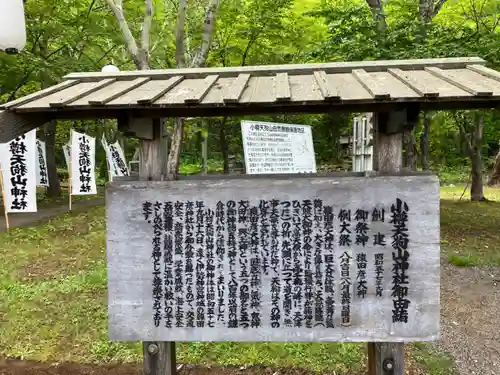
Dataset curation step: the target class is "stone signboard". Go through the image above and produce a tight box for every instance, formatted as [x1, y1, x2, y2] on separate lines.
[106, 174, 440, 342]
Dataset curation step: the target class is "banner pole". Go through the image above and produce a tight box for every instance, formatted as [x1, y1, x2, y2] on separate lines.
[0, 168, 10, 232]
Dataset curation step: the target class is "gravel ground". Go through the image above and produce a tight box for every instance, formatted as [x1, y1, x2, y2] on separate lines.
[439, 263, 500, 375]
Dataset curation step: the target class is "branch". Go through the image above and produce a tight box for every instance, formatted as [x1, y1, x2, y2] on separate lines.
[175, 0, 187, 68]
[105, 0, 147, 69]
[191, 0, 220, 68]
[432, 0, 448, 18]
[141, 0, 153, 57]
[240, 32, 259, 67]
[365, 0, 387, 31]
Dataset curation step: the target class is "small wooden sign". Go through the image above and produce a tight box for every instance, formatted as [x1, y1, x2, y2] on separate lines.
[106, 174, 440, 342]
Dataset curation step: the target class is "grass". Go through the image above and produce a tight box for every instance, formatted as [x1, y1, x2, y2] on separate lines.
[410, 343, 456, 375]
[1, 181, 498, 374]
[440, 184, 500, 266]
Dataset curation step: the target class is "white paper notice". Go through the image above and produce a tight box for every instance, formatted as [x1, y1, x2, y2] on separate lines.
[36, 139, 49, 187]
[241, 120, 316, 174]
[0, 129, 38, 212]
[70, 130, 97, 195]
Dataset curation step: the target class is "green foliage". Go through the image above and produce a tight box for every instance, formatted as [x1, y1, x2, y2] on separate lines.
[2, 0, 500, 174]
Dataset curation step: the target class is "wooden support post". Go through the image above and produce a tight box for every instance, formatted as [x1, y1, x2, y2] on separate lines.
[368, 111, 404, 375]
[140, 119, 177, 375]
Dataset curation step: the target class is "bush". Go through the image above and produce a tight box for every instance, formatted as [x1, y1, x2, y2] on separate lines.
[57, 168, 69, 182]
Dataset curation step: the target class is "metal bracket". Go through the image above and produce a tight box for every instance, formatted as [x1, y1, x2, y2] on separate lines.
[382, 358, 394, 373]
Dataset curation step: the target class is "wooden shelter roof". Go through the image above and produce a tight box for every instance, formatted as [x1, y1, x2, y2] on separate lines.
[1, 56, 500, 142]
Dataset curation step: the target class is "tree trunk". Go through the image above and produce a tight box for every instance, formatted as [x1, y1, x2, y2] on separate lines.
[165, 118, 184, 180]
[403, 129, 418, 171]
[487, 149, 500, 186]
[468, 116, 485, 201]
[39, 40, 61, 198]
[43, 120, 61, 197]
[219, 119, 229, 174]
[420, 113, 430, 170]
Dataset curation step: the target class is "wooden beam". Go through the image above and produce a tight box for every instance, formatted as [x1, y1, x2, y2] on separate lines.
[425, 67, 493, 97]
[368, 111, 405, 375]
[88, 77, 151, 105]
[387, 68, 439, 97]
[0, 80, 80, 110]
[466, 64, 500, 82]
[223, 74, 251, 103]
[184, 75, 219, 104]
[313, 71, 341, 100]
[8, 96, 500, 123]
[275, 73, 291, 101]
[136, 76, 184, 104]
[143, 342, 176, 375]
[49, 79, 117, 107]
[140, 120, 176, 374]
[0, 111, 51, 143]
[119, 116, 155, 140]
[352, 69, 390, 100]
[63, 57, 487, 81]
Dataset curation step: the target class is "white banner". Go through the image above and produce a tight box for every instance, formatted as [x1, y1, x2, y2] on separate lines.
[36, 139, 49, 186]
[109, 141, 129, 177]
[70, 130, 97, 195]
[62, 143, 71, 169]
[101, 135, 118, 181]
[241, 120, 316, 174]
[0, 130, 38, 212]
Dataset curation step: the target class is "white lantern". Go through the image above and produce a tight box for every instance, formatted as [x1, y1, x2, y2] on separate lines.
[101, 64, 120, 73]
[0, 0, 27, 54]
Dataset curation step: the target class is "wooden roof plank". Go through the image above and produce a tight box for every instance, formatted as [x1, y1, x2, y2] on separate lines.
[289, 75, 324, 102]
[202, 77, 237, 104]
[1, 80, 80, 110]
[369, 72, 421, 99]
[239, 76, 277, 104]
[136, 76, 184, 104]
[49, 79, 116, 107]
[313, 71, 341, 100]
[87, 77, 151, 105]
[444, 69, 500, 96]
[275, 73, 291, 102]
[351, 69, 390, 99]
[388, 68, 439, 97]
[102, 77, 183, 106]
[223, 74, 251, 103]
[63, 57, 486, 81]
[184, 75, 219, 104]
[466, 64, 500, 83]
[424, 67, 493, 97]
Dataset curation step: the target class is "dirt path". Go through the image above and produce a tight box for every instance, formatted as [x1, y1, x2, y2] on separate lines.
[438, 263, 500, 375]
[0, 198, 104, 232]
